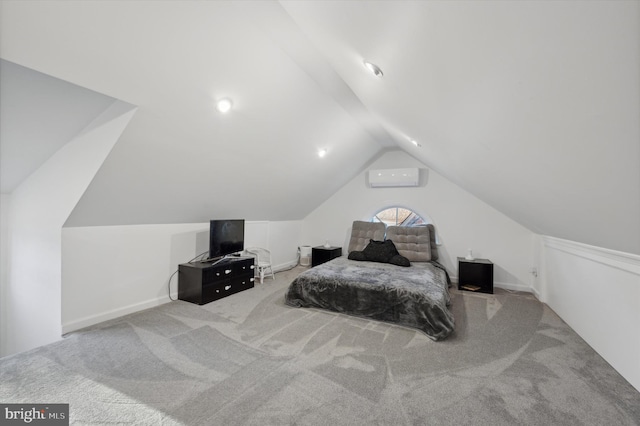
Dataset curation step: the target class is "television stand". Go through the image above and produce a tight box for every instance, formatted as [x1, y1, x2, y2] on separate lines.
[178, 257, 255, 305]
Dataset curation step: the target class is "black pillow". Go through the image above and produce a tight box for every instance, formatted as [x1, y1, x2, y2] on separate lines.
[348, 239, 411, 266]
[361, 239, 399, 263]
[348, 251, 367, 261]
[389, 254, 411, 267]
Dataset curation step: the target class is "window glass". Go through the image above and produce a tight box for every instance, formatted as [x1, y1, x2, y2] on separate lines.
[371, 207, 426, 227]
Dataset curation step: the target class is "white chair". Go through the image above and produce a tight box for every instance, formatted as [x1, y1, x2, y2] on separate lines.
[246, 247, 275, 284]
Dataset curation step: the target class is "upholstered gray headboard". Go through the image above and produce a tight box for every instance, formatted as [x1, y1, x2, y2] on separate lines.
[425, 224, 438, 261]
[386, 225, 438, 262]
[348, 221, 385, 253]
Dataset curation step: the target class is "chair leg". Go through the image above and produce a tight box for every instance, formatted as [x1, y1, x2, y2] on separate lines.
[260, 267, 264, 284]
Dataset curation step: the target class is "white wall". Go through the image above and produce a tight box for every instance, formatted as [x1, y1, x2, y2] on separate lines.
[61, 220, 302, 334]
[302, 150, 535, 290]
[0, 193, 11, 355]
[244, 220, 303, 266]
[0, 101, 136, 357]
[265, 220, 304, 267]
[539, 236, 640, 392]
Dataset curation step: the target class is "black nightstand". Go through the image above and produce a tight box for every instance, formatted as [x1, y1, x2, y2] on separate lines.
[458, 257, 493, 294]
[312, 246, 342, 267]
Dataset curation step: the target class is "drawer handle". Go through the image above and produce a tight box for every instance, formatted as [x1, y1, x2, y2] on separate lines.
[225, 269, 231, 274]
[250, 265, 255, 269]
[225, 285, 231, 290]
[216, 273, 220, 276]
[250, 278, 255, 282]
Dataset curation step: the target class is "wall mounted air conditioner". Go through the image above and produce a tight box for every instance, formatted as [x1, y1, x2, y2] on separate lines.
[368, 168, 419, 188]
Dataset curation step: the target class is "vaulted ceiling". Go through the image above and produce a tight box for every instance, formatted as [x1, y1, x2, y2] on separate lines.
[1, 1, 638, 255]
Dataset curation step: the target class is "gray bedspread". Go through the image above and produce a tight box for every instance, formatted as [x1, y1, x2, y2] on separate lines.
[285, 257, 454, 341]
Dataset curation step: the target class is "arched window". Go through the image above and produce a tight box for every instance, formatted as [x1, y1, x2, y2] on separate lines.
[371, 207, 426, 227]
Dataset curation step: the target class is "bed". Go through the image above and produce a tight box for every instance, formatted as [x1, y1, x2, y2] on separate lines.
[285, 222, 455, 341]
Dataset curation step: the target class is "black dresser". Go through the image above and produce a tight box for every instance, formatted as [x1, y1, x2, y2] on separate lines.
[178, 257, 255, 305]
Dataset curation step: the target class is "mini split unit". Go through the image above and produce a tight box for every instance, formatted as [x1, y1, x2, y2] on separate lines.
[368, 168, 420, 187]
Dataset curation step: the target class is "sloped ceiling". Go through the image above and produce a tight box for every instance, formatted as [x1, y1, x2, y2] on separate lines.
[0, 1, 638, 254]
[0, 60, 117, 193]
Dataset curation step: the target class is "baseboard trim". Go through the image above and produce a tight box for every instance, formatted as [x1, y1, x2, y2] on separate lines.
[62, 296, 169, 334]
[63, 260, 300, 334]
[530, 286, 542, 300]
[495, 281, 532, 293]
[274, 260, 300, 273]
[542, 236, 640, 276]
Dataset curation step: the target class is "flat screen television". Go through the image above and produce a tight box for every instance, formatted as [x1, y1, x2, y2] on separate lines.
[208, 219, 245, 260]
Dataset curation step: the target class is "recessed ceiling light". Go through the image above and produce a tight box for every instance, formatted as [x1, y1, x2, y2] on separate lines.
[363, 61, 383, 77]
[216, 98, 232, 113]
[318, 149, 327, 158]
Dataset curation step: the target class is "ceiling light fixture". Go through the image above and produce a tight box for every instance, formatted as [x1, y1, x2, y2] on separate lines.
[216, 98, 232, 113]
[318, 149, 327, 158]
[363, 61, 383, 77]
